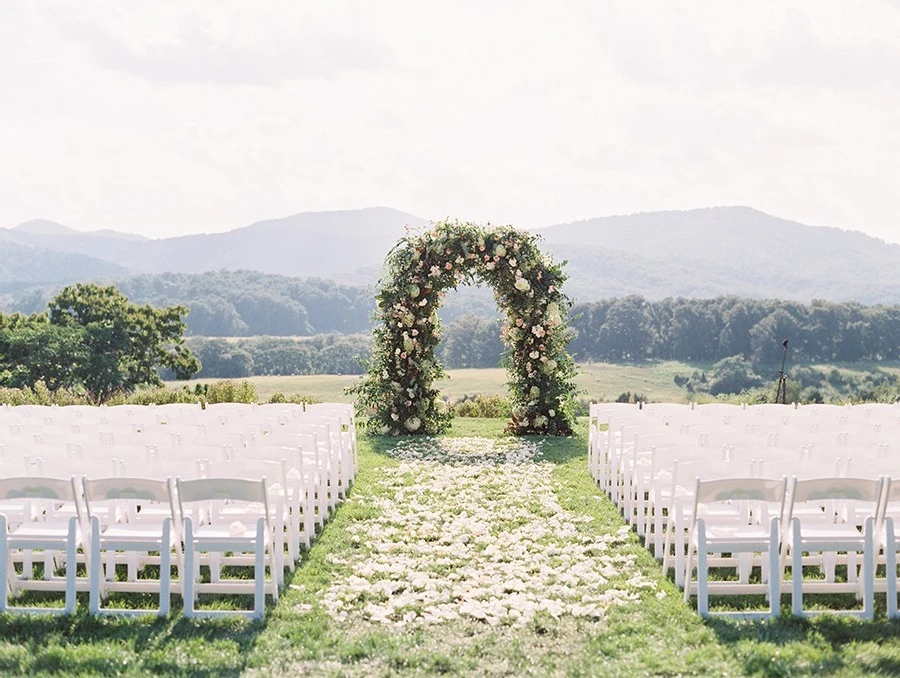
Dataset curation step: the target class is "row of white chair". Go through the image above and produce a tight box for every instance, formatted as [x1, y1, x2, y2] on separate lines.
[0, 473, 279, 619]
[588, 402, 900, 618]
[589, 403, 900, 555]
[0, 402, 358, 618]
[680, 473, 900, 619]
[1, 402, 357, 512]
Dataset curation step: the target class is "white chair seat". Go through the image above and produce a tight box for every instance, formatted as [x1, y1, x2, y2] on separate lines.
[700, 524, 772, 542]
[8, 521, 79, 543]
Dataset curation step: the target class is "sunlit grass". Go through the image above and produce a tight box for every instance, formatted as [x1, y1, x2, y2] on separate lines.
[170, 361, 700, 404]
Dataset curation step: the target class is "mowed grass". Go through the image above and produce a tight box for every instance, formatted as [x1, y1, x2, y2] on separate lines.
[176, 361, 696, 404]
[5, 420, 900, 675]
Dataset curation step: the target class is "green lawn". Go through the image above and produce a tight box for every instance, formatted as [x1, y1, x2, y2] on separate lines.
[4, 419, 900, 676]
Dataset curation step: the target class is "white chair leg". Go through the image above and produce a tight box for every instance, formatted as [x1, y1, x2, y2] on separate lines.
[105, 551, 116, 582]
[653, 500, 666, 557]
[768, 518, 781, 617]
[22, 550, 32, 580]
[683, 539, 695, 605]
[43, 550, 54, 581]
[127, 551, 139, 582]
[209, 553, 222, 583]
[738, 552, 752, 584]
[0, 516, 7, 613]
[160, 519, 171, 617]
[823, 551, 837, 583]
[696, 525, 708, 617]
[89, 516, 102, 614]
[636, 483, 647, 538]
[65, 517, 77, 615]
[254, 519, 265, 620]
[863, 517, 874, 620]
[888, 520, 898, 619]
[183, 517, 195, 618]
[674, 517, 687, 588]
[847, 551, 858, 585]
[792, 518, 803, 617]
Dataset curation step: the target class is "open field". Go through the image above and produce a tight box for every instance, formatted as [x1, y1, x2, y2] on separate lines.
[171, 361, 700, 404]
[172, 359, 900, 405]
[4, 418, 900, 676]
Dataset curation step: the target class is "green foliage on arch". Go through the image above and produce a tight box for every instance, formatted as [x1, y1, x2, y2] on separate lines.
[350, 220, 578, 436]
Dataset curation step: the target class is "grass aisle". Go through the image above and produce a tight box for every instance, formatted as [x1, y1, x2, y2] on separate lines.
[248, 419, 736, 676]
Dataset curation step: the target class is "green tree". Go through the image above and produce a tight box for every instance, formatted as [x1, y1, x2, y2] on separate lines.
[668, 299, 722, 361]
[438, 315, 504, 368]
[190, 339, 254, 378]
[597, 296, 652, 361]
[708, 356, 764, 395]
[0, 319, 88, 391]
[46, 283, 199, 401]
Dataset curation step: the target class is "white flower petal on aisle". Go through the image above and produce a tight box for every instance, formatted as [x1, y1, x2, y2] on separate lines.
[320, 437, 657, 627]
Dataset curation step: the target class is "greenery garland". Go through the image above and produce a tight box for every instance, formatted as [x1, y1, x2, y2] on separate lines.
[350, 220, 578, 436]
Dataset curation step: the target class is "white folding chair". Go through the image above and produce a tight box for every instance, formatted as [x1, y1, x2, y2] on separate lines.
[174, 477, 280, 619]
[205, 458, 296, 572]
[787, 476, 883, 619]
[663, 455, 757, 586]
[683, 476, 788, 618]
[82, 476, 177, 616]
[0, 476, 87, 614]
[875, 477, 900, 617]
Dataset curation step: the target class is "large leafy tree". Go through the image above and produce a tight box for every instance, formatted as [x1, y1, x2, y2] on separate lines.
[0, 283, 199, 402]
[0, 314, 87, 391]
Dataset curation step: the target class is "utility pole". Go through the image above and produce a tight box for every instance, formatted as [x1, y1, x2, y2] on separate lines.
[775, 339, 789, 404]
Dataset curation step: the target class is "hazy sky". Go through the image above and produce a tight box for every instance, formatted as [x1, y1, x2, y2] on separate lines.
[2, 1, 900, 243]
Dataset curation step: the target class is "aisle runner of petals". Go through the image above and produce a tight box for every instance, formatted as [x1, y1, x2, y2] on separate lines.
[320, 437, 660, 627]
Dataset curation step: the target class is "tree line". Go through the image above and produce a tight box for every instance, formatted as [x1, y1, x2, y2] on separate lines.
[6, 270, 500, 338]
[186, 296, 900, 380]
[184, 316, 505, 378]
[186, 335, 373, 378]
[568, 296, 900, 365]
[5, 279, 900, 400]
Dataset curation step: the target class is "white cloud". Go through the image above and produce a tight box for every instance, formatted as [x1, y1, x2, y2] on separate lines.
[32, 0, 394, 86]
[1, 0, 899, 244]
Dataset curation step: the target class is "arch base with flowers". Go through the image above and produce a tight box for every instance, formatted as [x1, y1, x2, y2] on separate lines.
[350, 220, 578, 436]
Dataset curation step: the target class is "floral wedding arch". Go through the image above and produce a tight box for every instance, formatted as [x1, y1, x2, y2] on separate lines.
[350, 220, 578, 436]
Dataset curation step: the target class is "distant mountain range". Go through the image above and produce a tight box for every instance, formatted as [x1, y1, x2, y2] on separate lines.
[0, 241, 129, 291]
[3, 206, 900, 307]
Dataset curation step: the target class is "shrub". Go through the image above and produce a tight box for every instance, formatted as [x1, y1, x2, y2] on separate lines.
[572, 398, 591, 417]
[118, 387, 204, 406]
[0, 381, 87, 406]
[205, 379, 257, 404]
[615, 391, 648, 404]
[268, 392, 322, 405]
[452, 395, 511, 418]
